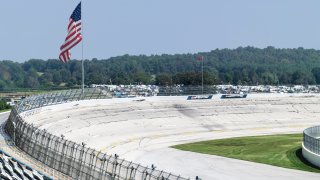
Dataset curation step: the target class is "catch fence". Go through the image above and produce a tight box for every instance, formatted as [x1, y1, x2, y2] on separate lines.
[5, 88, 190, 180]
[303, 125, 320, 155]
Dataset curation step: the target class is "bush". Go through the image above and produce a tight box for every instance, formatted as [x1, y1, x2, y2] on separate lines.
[0, 99, 10, 110]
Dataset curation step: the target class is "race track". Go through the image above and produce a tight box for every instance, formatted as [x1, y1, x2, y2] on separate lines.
[23, 94, 320, 180]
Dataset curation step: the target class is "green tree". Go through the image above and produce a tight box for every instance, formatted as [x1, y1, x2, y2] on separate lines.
[312, 67, 320, 84]
[155, 73, 172, 86]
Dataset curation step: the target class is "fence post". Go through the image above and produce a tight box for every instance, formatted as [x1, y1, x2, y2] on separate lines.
[112, 154, 119, 178]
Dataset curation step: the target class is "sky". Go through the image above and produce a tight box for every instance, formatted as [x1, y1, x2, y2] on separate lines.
[1, 0, 320, 62]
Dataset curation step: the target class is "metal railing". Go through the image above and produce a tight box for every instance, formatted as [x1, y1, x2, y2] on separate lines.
[303, 125, 320, 155]
[5, 88, 190, 180]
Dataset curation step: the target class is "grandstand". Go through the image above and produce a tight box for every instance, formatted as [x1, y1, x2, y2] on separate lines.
[0, 150, 50, 180]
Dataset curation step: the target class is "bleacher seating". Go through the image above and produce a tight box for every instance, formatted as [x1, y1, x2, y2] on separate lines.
[0, 150, 51, 180]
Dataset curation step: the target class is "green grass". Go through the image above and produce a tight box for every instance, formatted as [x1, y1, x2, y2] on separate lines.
[0, 109, 11, 113]
[173, 134, 320, 173]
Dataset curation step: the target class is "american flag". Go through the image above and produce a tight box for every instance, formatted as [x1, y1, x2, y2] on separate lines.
[59, 2, 82, 63]
[196, 55, 204, 61]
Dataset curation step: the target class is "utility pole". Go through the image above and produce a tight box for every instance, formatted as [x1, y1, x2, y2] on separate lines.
[201, 56, 204, 95]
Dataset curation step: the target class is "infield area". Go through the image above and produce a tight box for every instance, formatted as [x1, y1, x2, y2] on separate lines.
[173, 133, 320, 173]
[23, 94, 320, 180]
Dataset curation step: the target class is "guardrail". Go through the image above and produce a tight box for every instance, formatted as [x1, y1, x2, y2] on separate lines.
[302, 125, 320, 167]
[5, 88, 191, 180]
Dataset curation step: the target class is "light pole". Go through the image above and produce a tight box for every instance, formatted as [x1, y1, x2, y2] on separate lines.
[201, 56, 204, 95]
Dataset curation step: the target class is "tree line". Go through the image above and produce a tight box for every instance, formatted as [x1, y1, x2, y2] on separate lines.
[0, 99, 10, 110]
[1, 46, 320, 90]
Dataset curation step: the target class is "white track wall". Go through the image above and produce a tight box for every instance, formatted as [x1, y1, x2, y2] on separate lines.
[302, 143, 320, 168]
[302, 125, 320, 168]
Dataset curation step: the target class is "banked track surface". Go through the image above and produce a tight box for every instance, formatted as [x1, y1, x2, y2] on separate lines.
[5, 89, 189, 180]
[22, 93, 320, 180]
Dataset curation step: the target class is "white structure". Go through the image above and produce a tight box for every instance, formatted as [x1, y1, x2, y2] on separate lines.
[302, 126, 320, 168]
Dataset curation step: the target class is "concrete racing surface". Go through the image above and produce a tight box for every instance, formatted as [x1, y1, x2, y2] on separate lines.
[23, 94, 320, 180]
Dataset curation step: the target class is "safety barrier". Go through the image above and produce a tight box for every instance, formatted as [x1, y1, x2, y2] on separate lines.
[5, 88, 190, 180]
[302, 125, 320, 168]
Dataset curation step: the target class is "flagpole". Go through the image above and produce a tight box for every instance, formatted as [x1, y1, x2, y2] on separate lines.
[81, 0, 85, 98]
[81, 45, 84, 97]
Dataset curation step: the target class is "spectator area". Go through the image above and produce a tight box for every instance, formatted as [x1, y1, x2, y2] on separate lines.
[0, 150, 51, 180]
